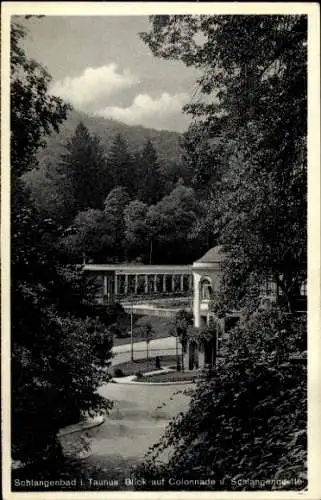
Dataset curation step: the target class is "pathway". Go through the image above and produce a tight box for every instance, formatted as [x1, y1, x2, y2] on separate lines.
[59, 379, 193, 489]
[58, 338, 190, 489]
[111, 336, 180, 366]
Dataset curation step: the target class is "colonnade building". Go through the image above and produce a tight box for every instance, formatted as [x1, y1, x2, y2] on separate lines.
[84, 245, 307, 371]
[83, 264, 194, 302]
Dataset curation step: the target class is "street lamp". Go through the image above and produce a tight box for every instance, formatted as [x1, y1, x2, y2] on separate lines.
[175, 332, 180, 371]
[130, 299, 134, 361]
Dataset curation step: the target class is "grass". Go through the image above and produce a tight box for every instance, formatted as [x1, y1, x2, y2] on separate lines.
[113, 315, 173, 346]
[111, 355, 177, 377]
[141, 370, 202, 383]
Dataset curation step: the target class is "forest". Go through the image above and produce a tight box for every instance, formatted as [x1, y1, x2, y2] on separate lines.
[24, 118, 210, 265]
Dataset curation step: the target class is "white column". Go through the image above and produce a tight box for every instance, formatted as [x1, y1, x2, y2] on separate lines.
[134, 275, 138, 294]
[193, 273, 201, 328]
[114, 274, 118, 295]
[144, 275, 148, 294]
[180, 274, 184, 292]
[171, 275, 175, 292]
[154, 274, 157, 293]
[188, 274, 193, 291]
[163, 274, 166, 292]
[103, 273, 108, 296]
[124, 274, 128, 294]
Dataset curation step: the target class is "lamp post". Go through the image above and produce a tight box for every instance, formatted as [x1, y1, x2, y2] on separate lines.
[175, 332, 179, 370]
[130, 300, 134, 361]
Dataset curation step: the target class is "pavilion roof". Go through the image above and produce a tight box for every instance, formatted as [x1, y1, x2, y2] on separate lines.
[194, 245, 226, 264]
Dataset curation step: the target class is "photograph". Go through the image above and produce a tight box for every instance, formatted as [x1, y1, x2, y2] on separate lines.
[2, 2, 320, 498]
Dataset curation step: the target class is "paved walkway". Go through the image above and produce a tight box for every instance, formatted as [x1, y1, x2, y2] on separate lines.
[111, 336, 180, 366]
[59, 415, 105, 437]
[112, 367, 175, 384]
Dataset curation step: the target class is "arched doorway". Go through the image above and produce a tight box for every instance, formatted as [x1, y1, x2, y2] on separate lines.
[200, 278, 213, 300]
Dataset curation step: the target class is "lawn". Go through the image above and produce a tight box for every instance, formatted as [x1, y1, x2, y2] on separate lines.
[113, 315, 174, 346]
[111, 355, 177, 377]
[140, 370, 202, 383]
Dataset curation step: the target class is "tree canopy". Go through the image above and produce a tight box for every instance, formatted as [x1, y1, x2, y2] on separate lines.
[141, 14, 307, 310]
[134, 13, 308, 488]
[58, 122, 108, 220]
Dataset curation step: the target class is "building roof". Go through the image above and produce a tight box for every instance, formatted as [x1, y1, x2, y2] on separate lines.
[195, 245, 226, 264]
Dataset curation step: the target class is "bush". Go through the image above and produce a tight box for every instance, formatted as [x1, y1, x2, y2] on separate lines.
[135, 371, 143, 379]
[134, 310, 307, 491]
[113, 368, 125, 378]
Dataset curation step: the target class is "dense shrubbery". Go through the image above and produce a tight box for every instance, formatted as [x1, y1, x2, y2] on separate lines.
[11, 21, 114, 469]
[134, 311, 307, 490]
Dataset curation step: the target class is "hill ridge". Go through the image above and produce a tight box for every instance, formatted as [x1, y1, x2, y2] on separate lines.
[38, 109, 184, 167]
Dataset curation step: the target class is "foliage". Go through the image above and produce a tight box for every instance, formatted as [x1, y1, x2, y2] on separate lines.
[60, 208, 114, 262]
[170, 310, 193, 353]
[136, 139, 163, 205]
[107, 133, 136, 194]
[147, 181, 206, 264]
[22, 161, 68, 223]
[124, 183, 206, 264]
[187, 321, 220, 344]
[60, 186, 132, 262]
[103, 186, 131, 260]
[139, 323, 154, 343]
[138, 323, 154, 361]
[124, 200, 151, 259]
[11, 21, 113, 466]
[134, 311, 307, 490]
[141, 15, 307, 310]
[11, 181, 113, 465]
[113, 368, 125, 378]
[57, 122, 108, 221]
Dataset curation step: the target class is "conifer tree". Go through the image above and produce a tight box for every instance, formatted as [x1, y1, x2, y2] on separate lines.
[59, 122, 108, 218]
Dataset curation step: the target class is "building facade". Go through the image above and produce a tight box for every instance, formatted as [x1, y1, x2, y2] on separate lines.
[83, 263, 193, 303]
[83, 246, 306, 371]
[184, 245, 307, 371]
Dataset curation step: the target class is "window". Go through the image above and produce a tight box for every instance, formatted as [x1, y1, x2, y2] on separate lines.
[201, 278, 212, 300]
[300, 281, 307, 296]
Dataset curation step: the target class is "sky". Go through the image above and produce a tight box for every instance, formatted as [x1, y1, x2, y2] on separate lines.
[18, 16, 201, 132]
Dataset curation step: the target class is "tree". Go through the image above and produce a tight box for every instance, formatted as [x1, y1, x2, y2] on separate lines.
[58, 122, 108, 220]
[107, 133, 136, 195]
[159, 157, 194, 196]
[135, 311, 307, 490]
[139, 323, 154, 363]
[60, 208, 114, 262]
[170, 310, 193, 370]
[134, 14, 307, 488]
[147, 181, 206, 264]
[137, 139, 163, 205]
[124, 200, 151, 261]
[11, 20, 113, 468]
[103, 186, 131, 261]
[140, 15, 307, 311]
[217, 132, 306, 312]
[22, 160, 70, 225]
